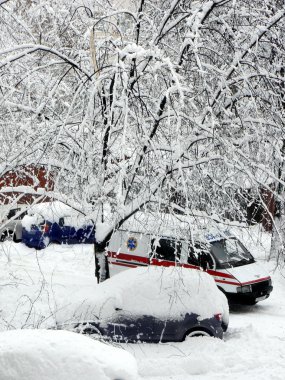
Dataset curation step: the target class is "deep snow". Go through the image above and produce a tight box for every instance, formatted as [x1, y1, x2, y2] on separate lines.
[0, 329, 138, 380]
[0, 225, 285, 379]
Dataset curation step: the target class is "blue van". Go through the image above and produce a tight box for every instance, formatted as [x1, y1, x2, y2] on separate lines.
[22, 216, 95, 249]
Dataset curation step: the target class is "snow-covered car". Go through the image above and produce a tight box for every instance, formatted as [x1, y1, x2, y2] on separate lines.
[56, 266, 229, 342]
[0, 329, 138, 380]
[21, 202, 95, 249]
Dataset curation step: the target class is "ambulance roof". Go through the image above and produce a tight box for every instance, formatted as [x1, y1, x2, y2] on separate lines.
[120, 211, 233, 243]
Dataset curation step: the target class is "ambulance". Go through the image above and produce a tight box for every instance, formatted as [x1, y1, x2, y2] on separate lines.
[104, 213, 273, 305]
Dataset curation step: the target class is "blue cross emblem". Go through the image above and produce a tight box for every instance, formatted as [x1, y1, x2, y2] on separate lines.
[127, 237, 137, 251]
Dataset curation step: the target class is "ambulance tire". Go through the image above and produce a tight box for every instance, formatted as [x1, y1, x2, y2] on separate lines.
[184, 328, 212, 339]
[246, 299, 258, 305]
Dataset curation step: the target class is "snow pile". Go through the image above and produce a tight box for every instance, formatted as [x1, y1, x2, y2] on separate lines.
[56, 266, 228, 324]
[0, 329, 138, 380]
[21, 213, 44, 231]
[0, 243, 97, 332]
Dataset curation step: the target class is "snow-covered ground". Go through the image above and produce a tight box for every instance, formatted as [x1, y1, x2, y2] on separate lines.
[0, 226, 285, 379]
[0, 329, 138, 380]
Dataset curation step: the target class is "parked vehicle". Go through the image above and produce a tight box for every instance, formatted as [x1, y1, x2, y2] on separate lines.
[102, 213, 273, 305]
[21, 202, 95, 249]
[56, 266, 229, 342]
[0, 206, 27, 242]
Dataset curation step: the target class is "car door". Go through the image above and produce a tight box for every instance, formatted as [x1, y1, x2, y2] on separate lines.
[77, 224, 95, 243]
[103, 309, 156, 342]
[48, 220, 63, 243]
[59, 217, 76, 244]
[151, 313, 199, 342]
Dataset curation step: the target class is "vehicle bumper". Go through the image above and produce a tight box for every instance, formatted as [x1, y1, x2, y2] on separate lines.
[226, 283, 273, 305]
[22, 235, 47, 249]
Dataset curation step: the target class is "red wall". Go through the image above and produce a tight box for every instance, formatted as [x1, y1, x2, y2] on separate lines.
[0, 166, 54, 205]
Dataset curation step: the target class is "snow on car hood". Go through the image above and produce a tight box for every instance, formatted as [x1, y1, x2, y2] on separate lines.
[56, 267, 228, 324]
[225, 262, 270, 285]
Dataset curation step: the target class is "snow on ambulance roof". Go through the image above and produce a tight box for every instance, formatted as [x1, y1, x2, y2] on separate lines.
[120, 212, 197, 240]
[0, 329, 138, 380]
[56, 266, 228, 324]
[119, 211, 233, 243]
[204, 230, 233, 242]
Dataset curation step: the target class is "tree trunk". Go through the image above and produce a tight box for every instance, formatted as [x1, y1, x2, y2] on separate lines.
[94, 244, 109, 283]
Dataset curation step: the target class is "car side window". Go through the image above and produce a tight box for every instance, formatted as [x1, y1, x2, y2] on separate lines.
[18, 211, 28, 220]
[59, 217, 65, 227]
[7, 208, 21, 219]
[150, 238, 182, 262]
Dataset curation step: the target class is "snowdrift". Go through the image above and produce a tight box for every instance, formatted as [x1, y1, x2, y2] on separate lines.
[0, 329, 138, 380]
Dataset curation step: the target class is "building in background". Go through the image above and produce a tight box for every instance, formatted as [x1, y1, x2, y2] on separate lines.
[0, 165, 54, 207]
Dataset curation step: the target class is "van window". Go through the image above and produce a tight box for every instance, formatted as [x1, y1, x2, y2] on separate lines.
[7, 208, 20, 219]
[187, 247, 199, 266]
[6, 208, 28, 220]
[188, 243, 215, 270]
[210, 238, 255, 268]
[150, 238, 182, 262]
[18, 211, 28, 220]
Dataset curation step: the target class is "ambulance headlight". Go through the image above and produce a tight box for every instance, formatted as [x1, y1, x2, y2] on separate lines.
[237, 285, 252, 293]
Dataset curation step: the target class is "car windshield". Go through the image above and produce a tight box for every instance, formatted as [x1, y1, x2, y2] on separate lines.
[210, 238, 255, 269]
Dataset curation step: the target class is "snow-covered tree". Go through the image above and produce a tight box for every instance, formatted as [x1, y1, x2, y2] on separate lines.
[1, 0, 285, 268]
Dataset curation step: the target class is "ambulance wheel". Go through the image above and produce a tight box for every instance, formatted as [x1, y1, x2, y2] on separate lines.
[247, 299, 257, 305]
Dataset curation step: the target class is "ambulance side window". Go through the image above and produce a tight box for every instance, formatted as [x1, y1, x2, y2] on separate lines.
[150, 238, 182, 262]
[192, 243, 215, 270]
[187, 245, 199, 266]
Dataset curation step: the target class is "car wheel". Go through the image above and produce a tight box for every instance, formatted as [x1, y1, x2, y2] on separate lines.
[74, 322, 102, 336]
[185, 329, 212, 339]
[0, 230, 15, 242]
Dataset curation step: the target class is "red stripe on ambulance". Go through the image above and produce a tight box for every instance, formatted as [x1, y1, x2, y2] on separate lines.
[107, 251, 240, 285]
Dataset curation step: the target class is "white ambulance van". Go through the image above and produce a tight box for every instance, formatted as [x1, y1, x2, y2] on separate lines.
[105, 213, 273, 305]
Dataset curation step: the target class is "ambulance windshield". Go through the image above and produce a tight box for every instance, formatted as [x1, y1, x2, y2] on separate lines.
[210, 238, 255, 269]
